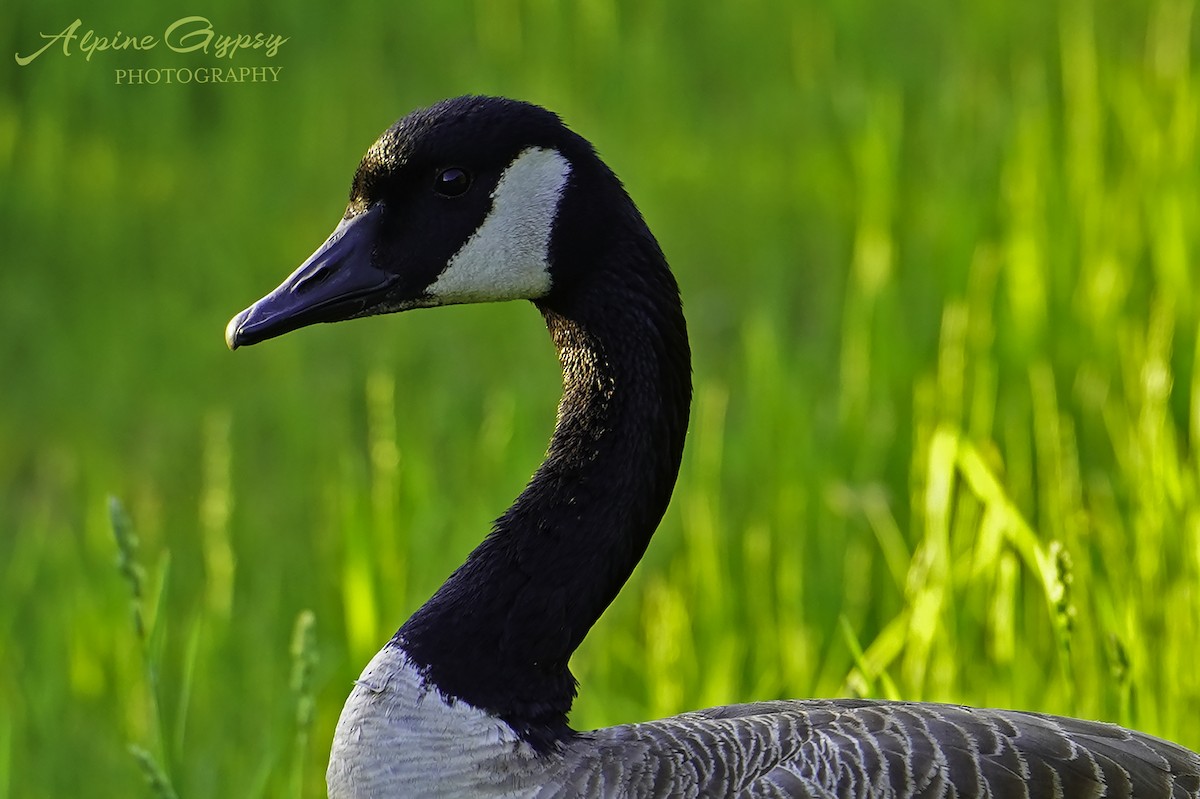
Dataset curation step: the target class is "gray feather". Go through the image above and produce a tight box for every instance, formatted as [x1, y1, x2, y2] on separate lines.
[542, 700, 1200, 798]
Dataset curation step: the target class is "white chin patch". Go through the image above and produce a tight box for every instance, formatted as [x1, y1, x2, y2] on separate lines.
[427, 147, 569, 305]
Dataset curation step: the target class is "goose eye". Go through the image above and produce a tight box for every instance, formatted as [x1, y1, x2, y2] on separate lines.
[434, 167, 472, 197]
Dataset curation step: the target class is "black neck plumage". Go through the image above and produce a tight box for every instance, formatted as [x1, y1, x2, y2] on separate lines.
[396, 228, 692, 752]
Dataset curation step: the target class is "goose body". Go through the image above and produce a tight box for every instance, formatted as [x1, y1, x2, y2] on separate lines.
[226, 96, 1200, 798]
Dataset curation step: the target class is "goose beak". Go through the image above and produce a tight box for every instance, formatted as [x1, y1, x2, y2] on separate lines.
[226, 204, 390, 350]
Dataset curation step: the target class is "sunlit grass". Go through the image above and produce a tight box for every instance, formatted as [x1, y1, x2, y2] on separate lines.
[2, 0, 1199, 796]
[109, 497, 179, 799]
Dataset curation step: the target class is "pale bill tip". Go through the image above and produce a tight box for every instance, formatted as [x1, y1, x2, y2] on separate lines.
[225, 312, 245, 350]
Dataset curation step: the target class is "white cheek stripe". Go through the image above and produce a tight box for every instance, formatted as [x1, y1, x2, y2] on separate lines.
[427, 147, 570, 304]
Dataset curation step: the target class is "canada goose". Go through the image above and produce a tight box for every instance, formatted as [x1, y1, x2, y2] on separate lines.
[226, 96, 1200, 798]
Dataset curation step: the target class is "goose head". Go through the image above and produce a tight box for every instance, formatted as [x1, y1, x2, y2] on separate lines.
[225, 96, 627, 350]
[226, 96, 690, 754]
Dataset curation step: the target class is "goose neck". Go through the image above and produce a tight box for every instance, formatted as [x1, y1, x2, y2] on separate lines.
[397, 244, 691, 749]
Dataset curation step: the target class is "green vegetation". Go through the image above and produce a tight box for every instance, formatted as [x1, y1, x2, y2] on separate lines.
[3, 0, 1199, 795]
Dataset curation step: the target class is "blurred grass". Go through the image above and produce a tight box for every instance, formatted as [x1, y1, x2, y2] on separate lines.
[3, 0, 1200, 796]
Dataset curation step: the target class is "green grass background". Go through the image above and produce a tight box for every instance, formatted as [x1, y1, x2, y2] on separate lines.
[4, 0, 1200, 796]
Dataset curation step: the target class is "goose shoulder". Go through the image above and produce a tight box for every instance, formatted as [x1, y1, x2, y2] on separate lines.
[330, 645, 1200, 798]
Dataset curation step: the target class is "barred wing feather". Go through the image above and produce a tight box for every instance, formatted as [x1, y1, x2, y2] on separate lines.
[552, 700, 1200, 799]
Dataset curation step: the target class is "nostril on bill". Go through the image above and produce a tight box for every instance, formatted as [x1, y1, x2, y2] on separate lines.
[294, 262, 336, 294]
